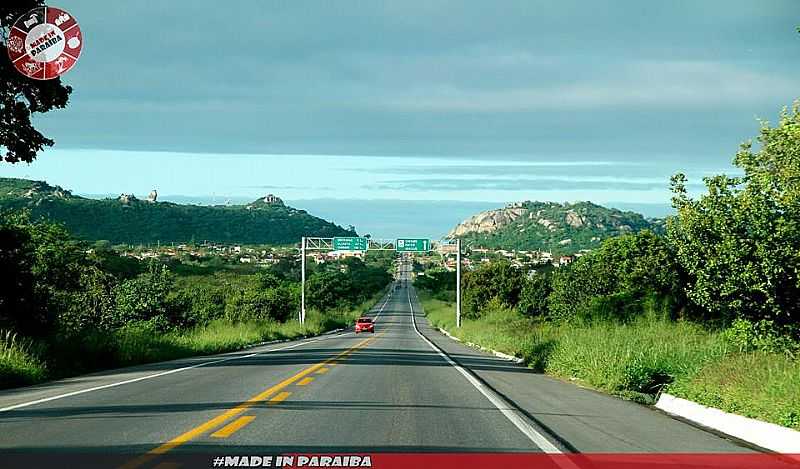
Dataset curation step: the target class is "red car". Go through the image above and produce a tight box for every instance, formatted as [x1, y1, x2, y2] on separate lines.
[355, 317, 375, 333]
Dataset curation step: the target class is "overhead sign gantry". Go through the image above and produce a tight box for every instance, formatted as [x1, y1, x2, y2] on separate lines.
[298, 237, 462, 328]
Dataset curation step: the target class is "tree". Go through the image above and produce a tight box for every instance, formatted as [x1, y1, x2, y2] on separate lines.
[1, 1, 73, 163]
[547, 231, 683, 322]
[462, 261, 524, 318]
[0, 212, 38, 334]
[668, 103, 800, 328]
[110, 264, 174, 329]
[518, 273, 551, 317]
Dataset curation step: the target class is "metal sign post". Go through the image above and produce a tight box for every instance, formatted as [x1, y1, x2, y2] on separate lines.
[301, 236, 306, 325]
[456, 238, 462, 328]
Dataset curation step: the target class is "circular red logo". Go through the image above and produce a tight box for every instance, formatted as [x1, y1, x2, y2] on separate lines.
[6, 6, 83, 80]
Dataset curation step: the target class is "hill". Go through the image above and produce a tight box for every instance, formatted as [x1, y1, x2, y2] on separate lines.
[447, 201, 664, 254]
[0, 178, 355, 245]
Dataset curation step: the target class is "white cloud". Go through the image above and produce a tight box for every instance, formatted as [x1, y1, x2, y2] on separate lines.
[373, 60, 798, 111]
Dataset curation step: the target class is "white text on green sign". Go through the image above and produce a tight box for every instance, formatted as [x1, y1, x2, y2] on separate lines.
[396, 238, 430, 252]
[333, 237, 368, 251]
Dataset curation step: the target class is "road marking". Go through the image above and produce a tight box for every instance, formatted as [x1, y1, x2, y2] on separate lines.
[407, 288, 563, 454]
[268, 391, 292, 404]
[119, 335, 375, 469]
[210, 416, 256, 438]
[0, 332, 349, 413]
[315, 367, 330, 374]
[297, 377, 315, 386]
[152, 463, 181, 469]
[372, 295, 391, 322]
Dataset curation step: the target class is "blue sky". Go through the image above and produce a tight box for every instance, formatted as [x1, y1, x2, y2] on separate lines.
[2, 1, 799, 237]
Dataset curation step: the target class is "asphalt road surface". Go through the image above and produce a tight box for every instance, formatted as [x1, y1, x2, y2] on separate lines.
[0, 262, 756, 468]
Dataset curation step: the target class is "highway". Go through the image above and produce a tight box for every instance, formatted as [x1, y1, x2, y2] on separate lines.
[0, 262, 755, 467]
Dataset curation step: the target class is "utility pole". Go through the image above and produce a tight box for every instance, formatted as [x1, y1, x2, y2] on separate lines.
[456, 238, 462, 328]
[300, 236, 306, 325]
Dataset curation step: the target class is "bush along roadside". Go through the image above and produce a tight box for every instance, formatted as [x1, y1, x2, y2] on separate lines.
[0, 212, 393, 390]
[0, 290, 387, 390]
[420, 294, 800, 431]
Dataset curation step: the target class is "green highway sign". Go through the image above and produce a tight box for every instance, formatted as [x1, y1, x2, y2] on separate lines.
[333, 236, 368, 251]
[395, 238, 431, 252]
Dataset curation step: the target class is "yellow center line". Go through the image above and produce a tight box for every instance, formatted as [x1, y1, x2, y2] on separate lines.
[268, 391, 292, 404]
[119, 335, 375, 469]
[315, 367, 330, 374]
[296, 377, 315, 386]
[152, 463, 182, 469]
[210, 415, 256, 438]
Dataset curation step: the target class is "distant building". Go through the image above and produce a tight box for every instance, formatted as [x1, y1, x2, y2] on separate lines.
[262, 194, 284, 205]
[558, 255, 575, 266]
[118, 193, 137, 204]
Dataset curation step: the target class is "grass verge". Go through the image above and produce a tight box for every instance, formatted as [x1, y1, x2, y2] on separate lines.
[0, 292, 382, 390]
[420, 293, 800, 430]
[0, 330, 48, 388]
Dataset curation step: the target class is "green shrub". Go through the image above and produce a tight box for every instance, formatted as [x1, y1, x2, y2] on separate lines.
[224, 284, 297, 323]
[518, 273, 551, 318]
[547, 231, 684, 323]
[721, 318, 799, 356]
[110, 264, 174, 329]
[0, 330, 47, 388]
[462, 261, 524, 318]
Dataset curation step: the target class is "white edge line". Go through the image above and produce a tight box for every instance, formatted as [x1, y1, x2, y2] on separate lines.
[0, 331, 346, 413]
[437, 327, 524, 364]
[406, 287, 563, 455]
[2, 290, 395, 413]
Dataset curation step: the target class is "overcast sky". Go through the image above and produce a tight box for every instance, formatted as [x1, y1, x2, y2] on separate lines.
[3, 1, 799, 236]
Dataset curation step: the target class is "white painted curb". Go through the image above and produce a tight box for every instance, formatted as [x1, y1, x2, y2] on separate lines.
[437, 327, 524, 364]
[656, 393, 800, 453]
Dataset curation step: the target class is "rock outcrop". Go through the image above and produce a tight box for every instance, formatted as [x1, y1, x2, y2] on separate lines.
[447, 206, 527, 237]
[446, 200, 662, 253]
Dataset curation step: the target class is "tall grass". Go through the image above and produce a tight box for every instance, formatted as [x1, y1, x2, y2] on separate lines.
[420, 294, 800, 429]
[0, 330, 47, 387]
[669, 352, 800, 430]
[544, 320, 729, 402]
[0, 291, 382, 390]
[424, 296, 539, 359]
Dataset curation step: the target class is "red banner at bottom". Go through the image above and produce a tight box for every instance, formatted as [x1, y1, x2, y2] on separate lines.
[3, 452, 800, 469]
[273, 453, 799, 469]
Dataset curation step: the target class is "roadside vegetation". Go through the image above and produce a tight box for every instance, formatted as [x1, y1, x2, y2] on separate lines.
[0, 214, 392, 389]
[421, 104, 800, 430]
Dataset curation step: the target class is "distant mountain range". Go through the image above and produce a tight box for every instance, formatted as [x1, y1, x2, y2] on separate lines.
[0, 178, 355, 245]
[448, 201, 665, 254]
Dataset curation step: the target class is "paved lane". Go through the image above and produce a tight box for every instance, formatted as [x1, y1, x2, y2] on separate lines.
[163, 289, 545, 455]
[0, 267, 755, 468]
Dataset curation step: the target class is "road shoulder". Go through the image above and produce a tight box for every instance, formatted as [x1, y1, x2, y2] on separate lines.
[410, 292, 755, 453]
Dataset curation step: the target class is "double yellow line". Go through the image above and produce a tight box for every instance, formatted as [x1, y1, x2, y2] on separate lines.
[121, 334, 378, 469]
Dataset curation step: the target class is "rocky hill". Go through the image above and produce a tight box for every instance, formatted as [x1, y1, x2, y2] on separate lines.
[0, 178, 355, 245]
[448, 201, 664, 254]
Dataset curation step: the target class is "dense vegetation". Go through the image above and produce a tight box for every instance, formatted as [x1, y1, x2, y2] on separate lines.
[0, 178, 355, 245]
[0, 212, 392, 388]
[452, 201, 662, 255]
[420, 105, 800, 429]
